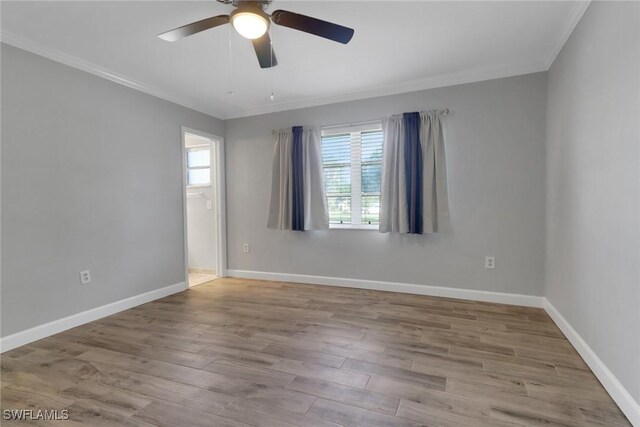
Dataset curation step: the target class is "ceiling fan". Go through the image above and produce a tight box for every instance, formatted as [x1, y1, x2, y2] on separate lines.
[158, 0, 355, 69]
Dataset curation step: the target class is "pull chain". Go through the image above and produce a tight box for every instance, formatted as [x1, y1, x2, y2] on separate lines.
[270, 29, 275, 101]
[227, 24, 234, 96]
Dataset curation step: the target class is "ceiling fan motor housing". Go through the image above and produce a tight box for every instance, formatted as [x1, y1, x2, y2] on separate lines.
[162, 1, 353, 68]
[216, 0, 272, 10]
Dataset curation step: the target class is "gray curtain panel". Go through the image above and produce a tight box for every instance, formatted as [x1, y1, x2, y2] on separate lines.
[267, 129, 293, 230]
[267, 127, 329, 230]
[420, 111, 450, 233]
[301, 128, 329, 230]
[379, 116, 407, 233]
[379, 110, 449, 234]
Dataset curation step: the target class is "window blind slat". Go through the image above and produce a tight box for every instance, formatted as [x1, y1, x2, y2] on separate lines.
[322, 133, 351, 165]
[361, 164, 382, 194]
[361, 130, 383, 163]
[322, 127, 383, 225]
[324, 166, 351, 194]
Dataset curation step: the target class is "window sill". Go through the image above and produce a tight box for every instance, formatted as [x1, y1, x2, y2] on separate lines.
[329, 224, 379, 231]
[187, 184, 211, 189]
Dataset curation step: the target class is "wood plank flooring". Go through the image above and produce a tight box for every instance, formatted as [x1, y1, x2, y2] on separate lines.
[1, 278, 631, 426]
[188, 272, 218, 288]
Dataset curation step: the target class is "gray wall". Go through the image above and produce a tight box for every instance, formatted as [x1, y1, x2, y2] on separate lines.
[545, 2, 640, 403]
[1, 44, 224, 337]
[225, 73, 547, 296]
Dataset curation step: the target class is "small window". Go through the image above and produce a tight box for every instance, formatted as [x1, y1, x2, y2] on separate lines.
[186, 146, 211, 187]
[321, 123, 383, 229]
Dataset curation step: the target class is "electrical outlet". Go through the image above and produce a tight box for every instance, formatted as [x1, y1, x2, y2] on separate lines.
[243, 243, 250, 253]
[80, 270, 92, 285]
[485, 256, 495, 269]
[206, 200, 213, 210]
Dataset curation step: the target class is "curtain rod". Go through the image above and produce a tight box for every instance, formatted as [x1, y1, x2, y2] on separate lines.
[270, 120, 381, 134]
[320, 109, 450, 130]
[320, 119, 383, 131]
[271, 109, 449, 135]
[390, 108, 449, 119]
[320, 108, 449, 129]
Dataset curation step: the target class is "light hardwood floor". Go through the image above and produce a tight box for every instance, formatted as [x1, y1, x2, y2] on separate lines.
[1, 278, 630, 426]
[188, 272, 218, 288]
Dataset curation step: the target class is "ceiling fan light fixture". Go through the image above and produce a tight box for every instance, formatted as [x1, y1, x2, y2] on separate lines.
[231, 10, 269, 40]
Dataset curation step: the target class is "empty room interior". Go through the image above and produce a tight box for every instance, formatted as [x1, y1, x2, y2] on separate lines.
[1, 1, 639, 426]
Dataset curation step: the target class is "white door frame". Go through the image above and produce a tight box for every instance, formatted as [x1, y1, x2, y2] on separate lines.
[181, 127, 227, 288]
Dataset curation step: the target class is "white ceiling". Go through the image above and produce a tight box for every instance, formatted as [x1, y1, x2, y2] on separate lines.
[1, 1, 589, 119]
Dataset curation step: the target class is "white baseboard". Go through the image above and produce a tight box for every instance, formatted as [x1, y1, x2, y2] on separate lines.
[0, 282, 187, 353]
[227, 269, 637, 424]
[3, 271, 635, 425]
[227, 269, 544, 308]
[543, 299, 640, 426]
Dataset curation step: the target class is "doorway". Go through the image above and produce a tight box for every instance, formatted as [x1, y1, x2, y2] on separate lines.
[182, 127, 226, 287]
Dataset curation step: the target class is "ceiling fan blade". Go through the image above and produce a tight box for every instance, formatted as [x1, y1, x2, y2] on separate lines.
[270, 10, 354, 44]
[252, 33, 278, 68]
[158, 15, 230, 42]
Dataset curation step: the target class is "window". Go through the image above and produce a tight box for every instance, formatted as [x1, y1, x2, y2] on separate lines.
[321, 123, 383, 229]
[186, 145, 211, 187]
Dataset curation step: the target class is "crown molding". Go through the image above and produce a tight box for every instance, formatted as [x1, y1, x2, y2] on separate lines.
[0, 31, 226, 120]
[545, 0, 591, 69]
[224, 61, 548, 119]
[1, 1, 588, 120]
